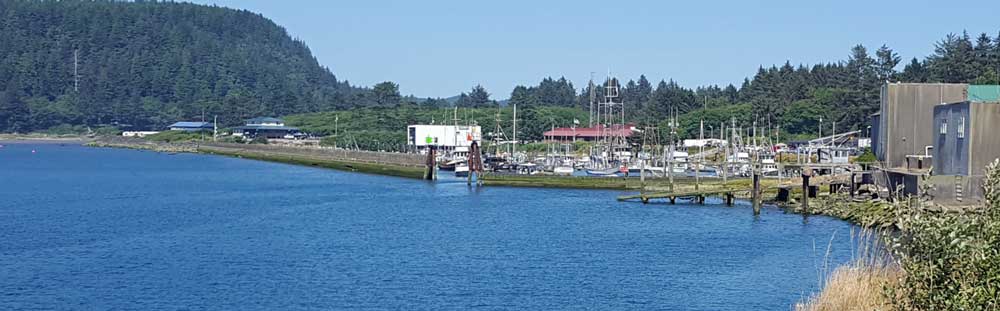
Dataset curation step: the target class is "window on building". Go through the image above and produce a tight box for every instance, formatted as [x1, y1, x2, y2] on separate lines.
[958, 117, 965, 138]
[940, 120, 948, 135]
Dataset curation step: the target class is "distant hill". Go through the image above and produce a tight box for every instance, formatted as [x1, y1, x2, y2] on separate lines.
[0, 0, 370, 132]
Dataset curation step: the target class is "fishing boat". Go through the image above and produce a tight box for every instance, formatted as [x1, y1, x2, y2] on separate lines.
[438, 159, 462, 171]
[761, 158, 779, 176]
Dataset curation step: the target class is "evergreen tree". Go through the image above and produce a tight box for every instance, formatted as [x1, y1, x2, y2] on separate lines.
[508, 85, 539, 108]
[900, 58, 930, 82]
[875, 45, 901, 82]
[372, 81, 402, 107]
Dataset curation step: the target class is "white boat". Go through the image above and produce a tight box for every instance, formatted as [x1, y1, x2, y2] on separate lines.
[553, 166, 574, 176]
[455, 163, 470, 177]
[586, 167, 623, 177]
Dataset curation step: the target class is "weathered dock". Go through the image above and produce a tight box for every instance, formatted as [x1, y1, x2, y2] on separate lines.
[617, 188, 755, 205]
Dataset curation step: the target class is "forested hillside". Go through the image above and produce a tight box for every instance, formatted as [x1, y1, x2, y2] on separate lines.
[0, 0, 370, 132]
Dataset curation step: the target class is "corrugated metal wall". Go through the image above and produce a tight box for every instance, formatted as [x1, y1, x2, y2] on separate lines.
[932, 102, 970, 175]
[969, 102, 1000, 176]
[879, 83, 968, 168]
[871, 114, 880, 156]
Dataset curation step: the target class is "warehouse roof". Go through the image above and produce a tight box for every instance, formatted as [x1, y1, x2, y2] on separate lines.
[168, 121, 213, 128]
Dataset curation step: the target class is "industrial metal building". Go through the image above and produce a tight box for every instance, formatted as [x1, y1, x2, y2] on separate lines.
[233, 117, 304, 139]
[876, 83, 968, 169]
[872, 83, 1000, 203]
[407, 125, 482, 152]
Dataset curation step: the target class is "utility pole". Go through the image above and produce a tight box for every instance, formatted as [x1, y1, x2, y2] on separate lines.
[588, 72, 595, 128]
[213, 115, 218, 142]
[512, 103, 517, 161]
[74, 49, 79, 92]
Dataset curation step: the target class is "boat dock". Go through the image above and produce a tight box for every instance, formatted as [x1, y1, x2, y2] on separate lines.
[617, 188, 761, 205]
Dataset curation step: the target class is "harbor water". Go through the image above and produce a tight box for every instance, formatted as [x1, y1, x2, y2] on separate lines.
[1, 143, 856, 310]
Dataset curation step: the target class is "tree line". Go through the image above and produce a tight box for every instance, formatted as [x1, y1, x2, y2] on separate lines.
[1, 0, 998, 139]
[487, 30, 1000, 138]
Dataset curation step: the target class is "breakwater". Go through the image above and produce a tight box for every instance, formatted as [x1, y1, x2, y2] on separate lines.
[88, 137, 427, 179]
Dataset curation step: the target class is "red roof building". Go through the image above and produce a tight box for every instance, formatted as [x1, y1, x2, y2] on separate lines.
[542, 124, 636, 142]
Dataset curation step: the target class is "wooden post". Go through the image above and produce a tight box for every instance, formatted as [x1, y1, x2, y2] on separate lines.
[670, 196, 676, 204]
[640, 157, 646, 189]
[695, 158, 701, 191]
[725, 193, 734, 206]
[424, 145, 437, 180]
[667, 145, 675, 193]
[752, 166, 761, 215]
[849, 173, 856, 198]
[801, 167, 812, 214]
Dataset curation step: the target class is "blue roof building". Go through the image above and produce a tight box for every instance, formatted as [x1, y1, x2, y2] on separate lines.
[168, 121, 214, 131]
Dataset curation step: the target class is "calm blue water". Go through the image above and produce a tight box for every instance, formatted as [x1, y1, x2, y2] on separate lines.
[0, 142, 856, 310]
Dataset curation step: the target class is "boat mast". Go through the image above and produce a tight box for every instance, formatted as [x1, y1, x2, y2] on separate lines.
[512, 103, 517, 161]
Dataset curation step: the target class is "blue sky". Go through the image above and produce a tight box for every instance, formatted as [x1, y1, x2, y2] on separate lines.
[191, 0, 1000, 99]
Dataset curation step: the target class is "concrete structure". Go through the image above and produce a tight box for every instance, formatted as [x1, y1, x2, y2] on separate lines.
[168, 121, 214, 132]
[542, 124, 636, 142]
[407, 125, 481, 152]
[234, 117, 303, 139]
[876, 83, 968, 168]
[683, 138, 726, 148]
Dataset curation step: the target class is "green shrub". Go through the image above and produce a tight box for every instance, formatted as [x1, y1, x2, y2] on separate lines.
[250, 136, 268, 144]
[93, 126, 122, 136]
[42, 124, 88, 135]
[144, 130, 204, 143]
[217, 135, 244, 144]
[889, 159, 1000, 310]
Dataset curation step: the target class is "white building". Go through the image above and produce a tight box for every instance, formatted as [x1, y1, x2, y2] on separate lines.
[122, 131, 160, 138]
[407, 125, 482, 151]
[683, 138, 727, 148]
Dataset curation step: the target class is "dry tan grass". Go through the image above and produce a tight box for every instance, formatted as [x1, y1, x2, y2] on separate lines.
[796, 264, 899, 311]
[796, 229, 901, 311]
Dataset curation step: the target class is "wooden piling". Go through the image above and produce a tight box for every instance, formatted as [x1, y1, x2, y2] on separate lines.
[424, 145, 437, 180]
[752, 171, 761, 215]
[849, 173, 856, 198]
[801, 167, 812, 214]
